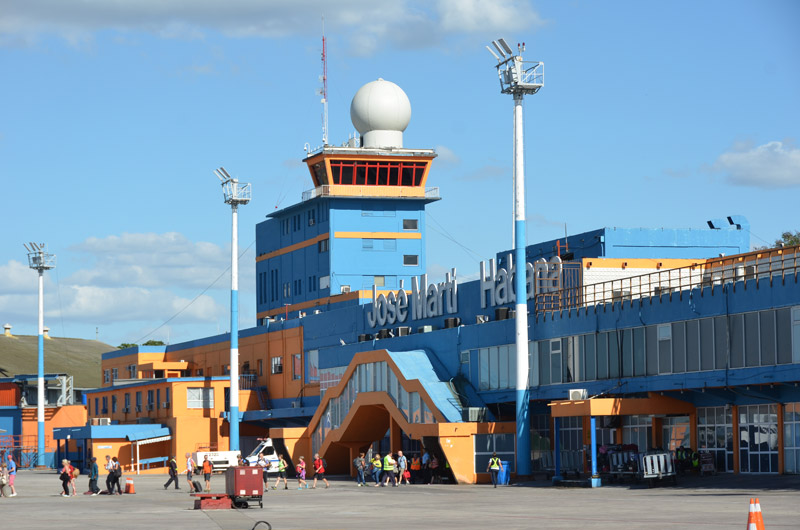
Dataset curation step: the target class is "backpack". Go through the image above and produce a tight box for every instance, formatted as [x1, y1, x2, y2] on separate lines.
[353, 458, 361, 469]
[322, 458, 327, 469]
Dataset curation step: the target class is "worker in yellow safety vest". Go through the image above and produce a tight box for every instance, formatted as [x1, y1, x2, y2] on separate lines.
[381, 453, 396, 487]
[486, 452, 504, 488]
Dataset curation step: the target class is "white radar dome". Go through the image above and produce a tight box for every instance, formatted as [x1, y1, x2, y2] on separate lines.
[350, 78, 411, 149]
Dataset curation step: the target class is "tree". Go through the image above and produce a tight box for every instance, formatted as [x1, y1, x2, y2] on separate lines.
[117, 343, 137, 350]
[757, 230, 800, 250]
[143, 340, 165, 346]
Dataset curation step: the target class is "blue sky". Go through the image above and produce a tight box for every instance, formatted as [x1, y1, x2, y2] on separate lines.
[1, 0, 798, 348]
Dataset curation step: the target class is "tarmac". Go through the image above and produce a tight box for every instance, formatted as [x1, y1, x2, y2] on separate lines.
[1, 470, 799, 530]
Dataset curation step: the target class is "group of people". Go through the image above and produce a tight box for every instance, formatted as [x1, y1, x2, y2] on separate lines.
[352, 449, 440, 487]
[58, 455, 122, 497]
[0, 454, 18, 497]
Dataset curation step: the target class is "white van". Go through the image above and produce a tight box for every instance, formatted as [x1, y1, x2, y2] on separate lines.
[243, 438, 281, 473]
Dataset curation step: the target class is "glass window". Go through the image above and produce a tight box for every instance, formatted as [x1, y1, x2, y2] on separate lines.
[498, 345, 509, 389]
[608, 332, 620, 378]
[403, 255, 419, 266]
[479, 348, 489, 390]
[490, 346, 500, 390]
[743, 312, 760, 367]
[700, 319, 715, 371]
[402, 219, 418, 230]
[672, 322, 686, 373]
[584, 334, 596, 381]
[597, 333, 608, 380]
[658, 324, 672, 374]
[730, 314, 744, 368]
[187, 388, 214, 409]
[760, 310, 777, 366]
[686, 320, 700, 371]
[528, 342, 539, 387]
[633, 327, 646, 376]
[307, 349, 319, 381]
[538, 341, 551, 385]
[550, 339, 562, 384]
[271, 356, 283, 374]
[714, 316, 728, 369]
[621, 329, 633, 377]
[410, 392, 421, 423]
[776, 308, 793, 364]
[292, 354, 302, 380]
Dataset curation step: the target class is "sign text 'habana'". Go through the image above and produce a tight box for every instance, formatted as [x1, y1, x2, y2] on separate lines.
[366, 254, 563, 328]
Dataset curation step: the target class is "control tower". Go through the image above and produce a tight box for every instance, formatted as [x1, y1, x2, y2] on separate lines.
[255, 79, 440, 322]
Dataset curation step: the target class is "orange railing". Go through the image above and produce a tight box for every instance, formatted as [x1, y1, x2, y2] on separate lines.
[535, 245, 800, 314]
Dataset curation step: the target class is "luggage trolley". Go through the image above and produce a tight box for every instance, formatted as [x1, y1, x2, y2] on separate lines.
[226, 466, 264, 509]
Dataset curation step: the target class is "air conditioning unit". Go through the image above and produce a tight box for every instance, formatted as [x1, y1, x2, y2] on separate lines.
[313, 309, 322, 315]
[162, 402, 170, 409]
[462, 407, 487, 422]
[568, 388, 588, 401]
[476, 315, 489, 324]
[135, 405, 142, 413]
[376, 328, 392, 339]
[495, 307, 510, 320]
[147, 404, 154, 411]
[308, 219, 315, 226]
[97, 417, 111, 426]
[290, 401, 300, 408]
[341, 285, 351, 294]
[272, 366, 283, 374]
[417, 325, 434, 333]
[122, 407, 130, 413]
[358, 333, 373, 342]
[444, 317, 461, 329]
[395, 326, 411, 336]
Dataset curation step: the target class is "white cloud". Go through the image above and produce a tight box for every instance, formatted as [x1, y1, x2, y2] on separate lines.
[437, 0, 544, 33]
[0, 260, 39, 294]
[67, 232, 234, 290]
[0, 0, 544, 54]
[434, 145, 460, 166]
[714, 140, 800, 188]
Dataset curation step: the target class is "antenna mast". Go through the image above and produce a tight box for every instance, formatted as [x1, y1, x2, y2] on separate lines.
[320, 17, 329, 146]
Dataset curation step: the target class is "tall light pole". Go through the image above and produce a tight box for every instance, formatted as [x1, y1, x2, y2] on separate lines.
[25, 242, 55, 467]
[214, 167, 251, 452]
[486, 38, 543, 477]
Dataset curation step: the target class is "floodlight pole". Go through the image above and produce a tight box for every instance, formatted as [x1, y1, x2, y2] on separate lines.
[215, 167, 251, 453]
[26, 243, 55, 467]
[488, 39, 543, 478]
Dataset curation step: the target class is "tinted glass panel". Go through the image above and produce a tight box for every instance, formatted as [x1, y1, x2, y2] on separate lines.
[584, 335, 596, 381]
[714, 316, 728, 369]
[745, 312, 760, 367]
[760, 310, 776, 366]
[700, 319, 714, 371]
[686, 320, 700, 371]
[539, 341, 550, 385]
[608, 332, 620, 378]
[597, 333, 608, 379]
[730, 314, 744, 368]
[646, 326, 658, 375]
[672, 322, 686, 373]
[776, 308, 792, 364]
[634, 327, 646, 376]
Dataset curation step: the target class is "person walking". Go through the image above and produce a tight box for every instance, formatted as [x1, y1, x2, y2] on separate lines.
[104, 455, 115, 494]
[6, 454, 17, 497]
[88, 456, 100, 495]
[163, 456, 180, 490]
[202, 455, 213, 492]
[487, 452, 503, 488]
[421, 449, 431, 484]
[0, 463, 8, 497]
[353, 452, 366, 487]
[256, 453, 269, 491]
[295, 456, 308, 489]
[59, 459, 74, 497]
[185, 452, 196, 491]
[110, 457, 123, 495]
[312, 453, 329, 489]
[381, 452, 396, 487]
[370, 453, 382, 485]
[272, 454, 289, 490]
[397, 450, 410, 485]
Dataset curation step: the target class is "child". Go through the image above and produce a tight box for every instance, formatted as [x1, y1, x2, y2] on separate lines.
[296, 456, 308, 489]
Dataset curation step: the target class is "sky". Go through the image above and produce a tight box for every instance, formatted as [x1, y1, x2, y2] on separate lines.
[1, 0, 798, 348]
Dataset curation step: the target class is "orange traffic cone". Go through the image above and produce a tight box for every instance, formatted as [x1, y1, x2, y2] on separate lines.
[746, 498, 758, 530]
[125, 477, 135, 494]
[754, 498, 765, 530]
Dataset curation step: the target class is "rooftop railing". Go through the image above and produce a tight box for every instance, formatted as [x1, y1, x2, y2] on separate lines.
[535, 245, 800, 314]
[302, 185, 439, 202]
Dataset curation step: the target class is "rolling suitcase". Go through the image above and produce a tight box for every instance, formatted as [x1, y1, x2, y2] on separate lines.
[193, 480, 203, 492]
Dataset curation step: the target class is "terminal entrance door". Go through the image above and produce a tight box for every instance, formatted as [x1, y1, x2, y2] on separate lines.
[738, 404, 779, 473]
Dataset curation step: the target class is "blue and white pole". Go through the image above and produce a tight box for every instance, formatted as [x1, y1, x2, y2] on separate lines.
[513, 93, 531, 477]
[229, 202, 240, 452]
[36, 269, 45, 467]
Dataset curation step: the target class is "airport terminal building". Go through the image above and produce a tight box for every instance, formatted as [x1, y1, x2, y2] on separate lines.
[59, 79, 800, 484]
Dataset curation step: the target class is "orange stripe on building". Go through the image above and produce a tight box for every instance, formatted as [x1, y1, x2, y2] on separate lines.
[334, 231, 421, 240]
[256, 234, 329, 262]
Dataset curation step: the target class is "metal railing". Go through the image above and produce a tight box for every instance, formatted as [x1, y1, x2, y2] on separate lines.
[535, 245, 800, 314]
[239, 373, 258, 390]
[302, 185, 439, 201]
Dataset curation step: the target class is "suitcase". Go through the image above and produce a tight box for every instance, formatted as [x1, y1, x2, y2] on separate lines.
[193, 480, 203, 492]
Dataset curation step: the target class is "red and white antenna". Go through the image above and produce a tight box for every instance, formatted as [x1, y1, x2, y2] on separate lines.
[320, 16, 329, 146]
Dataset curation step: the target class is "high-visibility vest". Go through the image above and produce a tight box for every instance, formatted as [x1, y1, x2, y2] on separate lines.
[383, 455, 394, 471]
[410, 458, 421, 471]
[489, 457, 501, 470]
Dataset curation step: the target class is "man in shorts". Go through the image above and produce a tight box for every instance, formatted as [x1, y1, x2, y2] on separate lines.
[202, 455, 213, 492]
[312, 453, 329, 489]
[7, 454, 17, 497]
[185, 452, 196, 491]
[272, 454, 289, 490]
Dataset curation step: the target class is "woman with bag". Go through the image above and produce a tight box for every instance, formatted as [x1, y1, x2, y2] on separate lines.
[110, 457, 123, 495]
[295, 456, 307, 489]
[59, 459, 74, 497]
